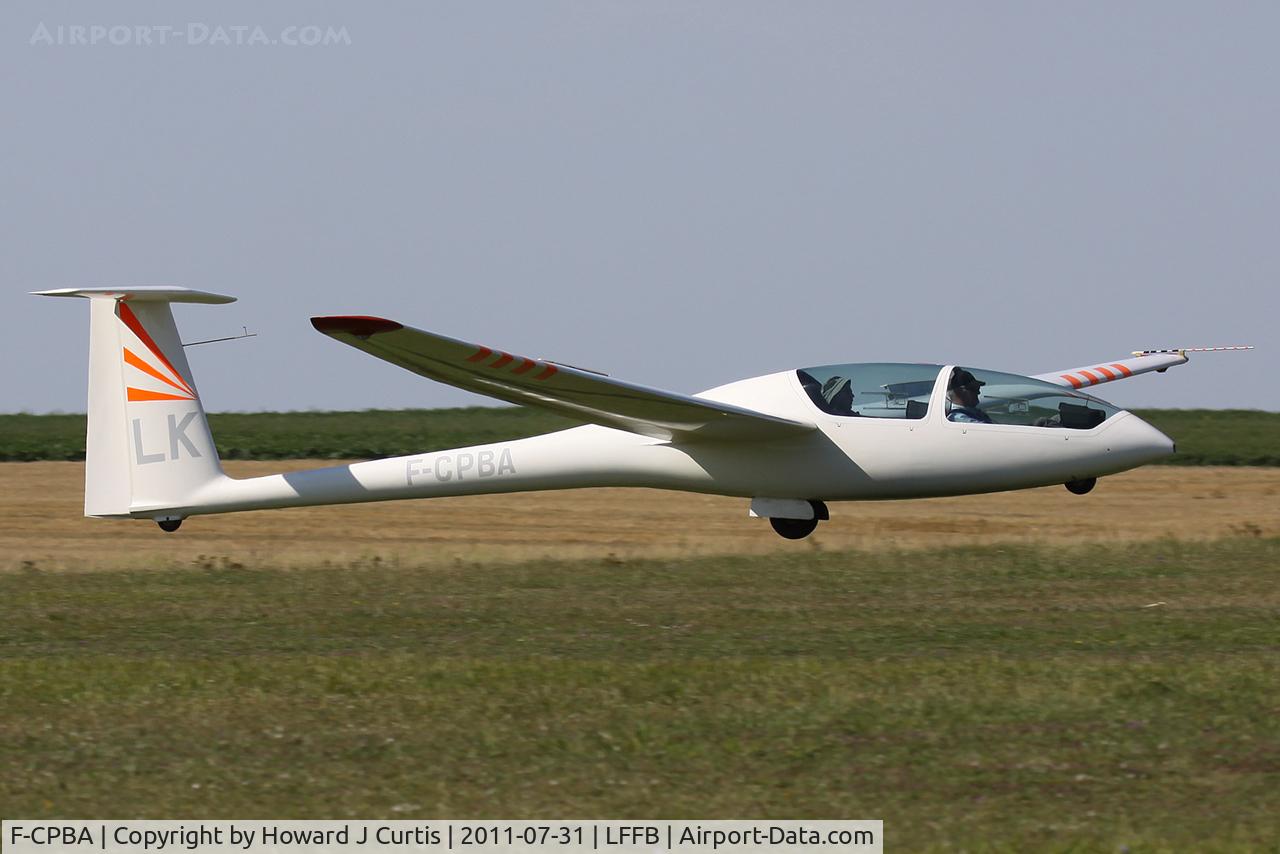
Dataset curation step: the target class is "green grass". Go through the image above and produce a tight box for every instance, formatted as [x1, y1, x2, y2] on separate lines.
[1, 407, 1277, 465]
[2, 538, 1278, 851]
[1137, 409, 1280, 466]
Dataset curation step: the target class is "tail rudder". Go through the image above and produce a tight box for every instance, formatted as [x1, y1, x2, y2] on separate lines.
[35, 287, 233, 519]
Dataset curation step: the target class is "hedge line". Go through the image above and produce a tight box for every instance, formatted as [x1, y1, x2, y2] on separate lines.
[0, 408, 1275, 466]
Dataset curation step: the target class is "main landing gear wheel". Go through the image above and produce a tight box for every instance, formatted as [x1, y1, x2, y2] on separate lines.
[1065, 477, 1097, 495]
[770, 516, 818, 540]
[768, 500, 829, 540]
[156, 518, 183, 532]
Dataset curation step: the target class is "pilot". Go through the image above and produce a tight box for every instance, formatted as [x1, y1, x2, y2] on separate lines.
[947, 368, 993, 423]
[820, 376, 858, 416]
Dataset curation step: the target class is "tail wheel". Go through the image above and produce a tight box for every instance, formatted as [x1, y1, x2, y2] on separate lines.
[770, 516, 819, 539]
[1065, 478, 1097, 495]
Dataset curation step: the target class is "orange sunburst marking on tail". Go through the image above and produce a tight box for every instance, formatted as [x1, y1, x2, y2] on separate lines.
[117, 302, 196, 397]
[123, 347, 195, 397]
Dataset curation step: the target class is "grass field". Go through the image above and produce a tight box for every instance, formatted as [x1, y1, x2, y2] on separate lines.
[1, 407, 1277, 465]
[2, 444, 1276, 850]
[5, 464, 1278, 572]
[2, 537, 1277, 851]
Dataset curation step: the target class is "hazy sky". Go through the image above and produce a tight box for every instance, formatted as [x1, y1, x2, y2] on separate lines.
[4, 2, 1275, 413]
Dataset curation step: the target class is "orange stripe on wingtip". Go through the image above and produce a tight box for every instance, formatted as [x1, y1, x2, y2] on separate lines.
[512, 358, 537, 375]
[1094, 365, 1116, 380]
[1111, 363, 1133, 377]
[1079, 370, 1100, 385]
[124, 348, 193, 396]
[1061, 374, 1083, 389]
[490, 352, 514, 369]
[127, 387, 195, 402]
[466, 347, 492, 363]
[533, 364, 558, 381]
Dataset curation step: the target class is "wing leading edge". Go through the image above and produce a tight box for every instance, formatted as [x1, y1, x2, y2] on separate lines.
[1035, 346, 1254, 391]
[311, 316, 816, 442]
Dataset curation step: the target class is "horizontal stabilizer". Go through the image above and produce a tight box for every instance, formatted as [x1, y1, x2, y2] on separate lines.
[311, 316, 816, 442]
[33, 287, 236, 304]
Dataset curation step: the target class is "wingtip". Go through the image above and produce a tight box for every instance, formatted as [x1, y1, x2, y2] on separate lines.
[310, 316, 404, 337]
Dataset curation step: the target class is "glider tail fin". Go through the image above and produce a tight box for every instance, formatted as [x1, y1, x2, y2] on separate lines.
[34, 287, 235, 519]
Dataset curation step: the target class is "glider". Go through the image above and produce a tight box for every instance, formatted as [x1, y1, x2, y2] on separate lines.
[36, 287, 1252, 538]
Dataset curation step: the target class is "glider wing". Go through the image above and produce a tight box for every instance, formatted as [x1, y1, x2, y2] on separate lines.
[311, 316, 816, 442]
[1034, 347, 1254, 391]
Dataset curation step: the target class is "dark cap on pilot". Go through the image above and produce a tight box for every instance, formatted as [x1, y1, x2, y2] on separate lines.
[821, 376, 852, 404]
[949, 368, 985, 391]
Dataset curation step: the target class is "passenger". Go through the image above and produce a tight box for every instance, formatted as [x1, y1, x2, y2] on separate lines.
[946, 368, 994, 423]
[820, 376, 858, 416]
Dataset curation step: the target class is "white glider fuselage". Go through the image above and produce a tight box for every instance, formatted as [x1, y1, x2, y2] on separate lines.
[151, 367, 1172, 520]
[36, 287, 1194, 536]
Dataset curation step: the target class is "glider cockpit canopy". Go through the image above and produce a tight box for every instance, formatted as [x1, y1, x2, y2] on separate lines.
[797, 363, 1122, 428]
